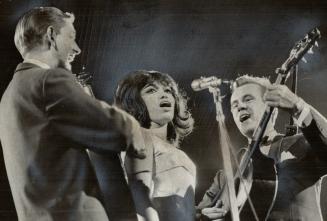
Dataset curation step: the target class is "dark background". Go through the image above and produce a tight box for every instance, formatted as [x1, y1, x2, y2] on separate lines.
[1, 0, 327, 220]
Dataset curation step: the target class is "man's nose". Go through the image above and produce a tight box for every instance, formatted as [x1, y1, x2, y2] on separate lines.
[237, 101, 247, 111]
[73, 42, 81, 55]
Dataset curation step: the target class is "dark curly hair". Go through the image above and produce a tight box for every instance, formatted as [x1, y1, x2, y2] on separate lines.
[115, 70, 194, 145]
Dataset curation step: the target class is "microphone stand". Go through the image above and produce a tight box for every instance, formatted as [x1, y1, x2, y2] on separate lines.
[208, 86, 240, 221]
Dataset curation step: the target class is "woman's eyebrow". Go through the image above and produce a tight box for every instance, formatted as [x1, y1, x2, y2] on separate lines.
[143, 83, 157, 89]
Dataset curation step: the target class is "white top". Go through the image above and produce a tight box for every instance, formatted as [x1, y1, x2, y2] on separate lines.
[150, 135, 196, 199]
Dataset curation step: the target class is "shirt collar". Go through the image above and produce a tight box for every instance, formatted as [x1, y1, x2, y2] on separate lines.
[23, 58, 51, 69]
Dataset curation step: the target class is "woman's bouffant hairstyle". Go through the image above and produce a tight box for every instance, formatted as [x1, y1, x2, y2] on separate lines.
[115, 70, 194, 145]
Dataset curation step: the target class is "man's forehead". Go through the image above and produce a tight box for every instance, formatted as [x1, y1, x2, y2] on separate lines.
[60, 19, 76, 34]
[231, 83, 263, 101]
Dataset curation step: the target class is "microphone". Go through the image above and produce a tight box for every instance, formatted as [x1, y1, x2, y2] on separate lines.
[191, 76, 229, 91]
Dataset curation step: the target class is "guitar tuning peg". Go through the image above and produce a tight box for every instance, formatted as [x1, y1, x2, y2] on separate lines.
[308, 47, 314, 54]
[301, 57, 307, 63]
[315, 41, 319, 47]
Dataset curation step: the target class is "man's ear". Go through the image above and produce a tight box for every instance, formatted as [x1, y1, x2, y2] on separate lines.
[46, 26, 58, 50]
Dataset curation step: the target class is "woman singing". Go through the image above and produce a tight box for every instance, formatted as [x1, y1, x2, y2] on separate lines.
[115, 70, 195, 221]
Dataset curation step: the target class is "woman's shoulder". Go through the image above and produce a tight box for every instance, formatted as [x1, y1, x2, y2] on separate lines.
[123, 128, 155, 175]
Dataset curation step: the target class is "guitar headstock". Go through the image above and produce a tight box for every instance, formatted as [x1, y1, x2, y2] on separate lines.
[277, 27, 321, 75]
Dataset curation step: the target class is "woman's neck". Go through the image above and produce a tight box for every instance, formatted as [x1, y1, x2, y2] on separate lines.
[150, 123, 168, 140]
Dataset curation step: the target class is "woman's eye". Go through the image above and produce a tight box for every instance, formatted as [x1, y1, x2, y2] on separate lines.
[165, 89, 172, 94]
[145, 88, 156, 93]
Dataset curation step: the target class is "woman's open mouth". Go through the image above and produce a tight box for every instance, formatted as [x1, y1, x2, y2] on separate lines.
[160, 101, 172, 108]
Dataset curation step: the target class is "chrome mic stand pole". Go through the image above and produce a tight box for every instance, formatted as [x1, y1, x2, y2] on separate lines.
[208, 86, 240, 221]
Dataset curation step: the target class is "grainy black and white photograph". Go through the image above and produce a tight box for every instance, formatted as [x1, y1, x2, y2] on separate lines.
[0, 0, 327, 220]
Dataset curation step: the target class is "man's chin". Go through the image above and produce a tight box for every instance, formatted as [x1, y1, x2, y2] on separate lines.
[63, 62, 72, 71]
[239, 126, 255, 139]
[58, 60, 72, 71]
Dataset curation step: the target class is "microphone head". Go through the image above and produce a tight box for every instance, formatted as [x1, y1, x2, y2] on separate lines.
[191, 79, 202, 91]
[191, 76, 223, 91]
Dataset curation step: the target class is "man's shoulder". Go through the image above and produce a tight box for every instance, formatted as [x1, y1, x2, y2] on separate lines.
[280, 133, 307, 148]
[39, 67, 75, 87]
[279, 133, 311, 160]
[7, 65, 75, 98]
[15, 63, 72, 80]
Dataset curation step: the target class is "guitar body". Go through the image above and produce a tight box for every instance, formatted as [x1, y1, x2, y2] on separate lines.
[211, 148, 277, 221]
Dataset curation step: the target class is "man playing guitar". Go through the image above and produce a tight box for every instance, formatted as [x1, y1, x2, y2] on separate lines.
[197, 75, 327, 220]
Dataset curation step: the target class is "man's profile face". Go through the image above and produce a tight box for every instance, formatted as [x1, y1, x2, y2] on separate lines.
[53, 19, 81, 70]
[230, 83, 266, 138]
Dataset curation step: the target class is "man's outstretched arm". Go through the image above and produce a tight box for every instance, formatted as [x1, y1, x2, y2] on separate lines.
[43, 68, 145, 157]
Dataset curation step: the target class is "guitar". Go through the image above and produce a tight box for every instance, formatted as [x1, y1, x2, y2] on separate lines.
[211, 27, 321, 221]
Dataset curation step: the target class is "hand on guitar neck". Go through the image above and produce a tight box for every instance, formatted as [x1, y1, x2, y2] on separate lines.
[263, 84, 305, 116]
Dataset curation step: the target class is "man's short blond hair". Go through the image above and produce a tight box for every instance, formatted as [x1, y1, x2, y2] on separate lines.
[231, 75, 272, 93]
[14, 7, 74, 57]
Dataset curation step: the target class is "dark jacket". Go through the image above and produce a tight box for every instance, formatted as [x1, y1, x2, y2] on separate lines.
[0, 63, 139, 221]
